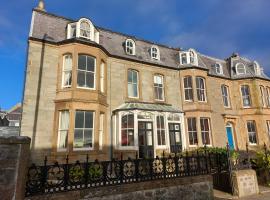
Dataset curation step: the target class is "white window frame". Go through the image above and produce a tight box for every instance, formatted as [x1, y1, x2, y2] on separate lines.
[180, 49, 198, 66]
[127, 69, 139, 98]
[62, 54, 72, 88]
[73, 111, 95, 151]
[77, 55, 96, 90]
[125, 39, 136, 55]
[151, 45, 160, 60]
[183, 76, 193, 101]
[77, 18, 93, 40]
[100, 62, 105, 93]
[57, 110, 69, 151]
[154, 75, 164, 101]
[266, 87, 270, 107]
[215, 63, 223, 75]
[99, 113, 104, 150]
[266, 120, 270, 139]
[196, 77, 207, 102]
[119, 112, 136, 149]
[156, 115, 166, 146]
[67, 22, 77, 39]
[221, 85, 231, 108]
[260, 86, 266, 108]
[254, 61, 261, 76]
[241, 85, 252, 108]
[187, 117, 198, 147]
[236, 63, 246, 75]
[247, 120, 257, 145]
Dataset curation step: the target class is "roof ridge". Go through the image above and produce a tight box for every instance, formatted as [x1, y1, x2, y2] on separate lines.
[200, 53, 226, 63]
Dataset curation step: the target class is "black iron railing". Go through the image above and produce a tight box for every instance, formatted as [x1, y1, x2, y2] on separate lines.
[25, 151, 229, 197]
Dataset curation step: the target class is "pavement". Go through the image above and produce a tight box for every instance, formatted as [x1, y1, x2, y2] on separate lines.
[214, 186, 270, 200]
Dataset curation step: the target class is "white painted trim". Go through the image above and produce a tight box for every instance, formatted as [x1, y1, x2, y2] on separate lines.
[29, 11, 36, 37]
[236, 63, 246, 75]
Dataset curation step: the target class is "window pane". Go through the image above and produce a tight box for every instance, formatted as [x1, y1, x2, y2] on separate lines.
[121, 130, 128, 146]
[64, 71, 72, 87]
[86, 72, 94, 88]
[128, 71, 133, 83]
[78, 55, 86, 70]
[87, 57, 95, 72]
[74, 129, 84, 148]
[85, 112, 93, 128]
[128, 130, 134, 146]
[77, 71, 85, 87]
[84, 130, 93, 147]
[59, 130, 68, 149]
[60, 111, 69, 129]
[147, 131, 153, 146]
[75, 111, 84, 128]
[133, 84, 138, 97]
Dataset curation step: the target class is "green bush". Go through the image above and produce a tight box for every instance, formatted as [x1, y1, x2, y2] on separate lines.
[255, 151, 270, 170]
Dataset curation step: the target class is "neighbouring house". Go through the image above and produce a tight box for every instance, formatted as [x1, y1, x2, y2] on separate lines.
[21, 2, 270, 163]
[0, 103, 22, 136]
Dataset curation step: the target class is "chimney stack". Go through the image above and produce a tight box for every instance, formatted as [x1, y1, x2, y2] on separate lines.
[36, 0, 46, 11]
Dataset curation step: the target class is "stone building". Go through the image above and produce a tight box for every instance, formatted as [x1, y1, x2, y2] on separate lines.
[21, 2, 270, 163]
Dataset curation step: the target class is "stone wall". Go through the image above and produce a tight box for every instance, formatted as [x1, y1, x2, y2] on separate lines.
[231, 169, 259, 198]
[0, 136, 31, 200]
[26, 175, 213, 200]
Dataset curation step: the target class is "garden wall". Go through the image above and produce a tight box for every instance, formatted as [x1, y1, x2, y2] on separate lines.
[25, 175, 213, 200]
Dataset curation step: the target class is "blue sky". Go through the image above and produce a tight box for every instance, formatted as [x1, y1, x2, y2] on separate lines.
[1, 0, 270, 110]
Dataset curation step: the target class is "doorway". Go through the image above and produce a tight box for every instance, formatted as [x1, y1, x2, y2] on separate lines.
[168, 123, 182, 153]
[138, 121, 154, 158]
[226, 123, 235, 149]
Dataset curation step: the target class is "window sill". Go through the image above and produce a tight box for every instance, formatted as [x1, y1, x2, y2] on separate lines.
[77, 86, 96, 90]
[73, 147, 93, 151]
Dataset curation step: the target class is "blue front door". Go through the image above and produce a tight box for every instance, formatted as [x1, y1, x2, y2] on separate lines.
[226, 126, 234, 149]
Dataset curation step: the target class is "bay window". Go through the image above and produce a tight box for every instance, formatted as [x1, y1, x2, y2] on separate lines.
[77, 55, 96, 89]
[156, 115, 166, 145]
[58, 110, 69, 150]
[200, 118, 211, 145]
[74, 111, 94, 149]
[196, 77, 207, 102]
[260, 86, 266, 107]
[187, 118, 198, 145]
[100, 62, 105, 93]
[121, 114, 134, 146]
[62, 54, 72, 87]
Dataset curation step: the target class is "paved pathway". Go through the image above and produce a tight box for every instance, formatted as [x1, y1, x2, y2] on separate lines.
[214, 186, 270, 200]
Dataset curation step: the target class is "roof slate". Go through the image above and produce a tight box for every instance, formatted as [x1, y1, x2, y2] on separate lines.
[114, 102, 182, 113]
[30, 9, 270, 80]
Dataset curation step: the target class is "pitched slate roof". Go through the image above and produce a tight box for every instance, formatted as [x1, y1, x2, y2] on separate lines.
[114, 102, 182, 113]
[30, 9, 270, 80]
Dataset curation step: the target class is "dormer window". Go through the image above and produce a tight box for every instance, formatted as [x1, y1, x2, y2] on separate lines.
[180, 49, 198, 66]
[125, 39, 135, 55]
[151, 46, 160, 60]
[190, 51, 195, 64]
[215, 63, 223, 75]
[253, 61, 261, 76]
[79, 19, 91, 39]
[236, 63, 246, 75]
[67, 18, 99, 43]
[181, 53, 187, 64]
